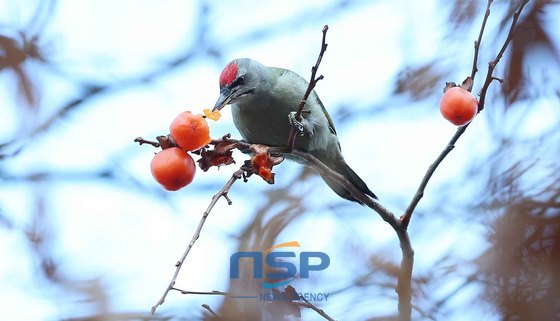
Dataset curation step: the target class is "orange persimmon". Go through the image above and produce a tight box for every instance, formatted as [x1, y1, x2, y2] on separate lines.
[150, 147, 196, 191]
[170, 111, 211, 151]
[440, 87, 478, 126]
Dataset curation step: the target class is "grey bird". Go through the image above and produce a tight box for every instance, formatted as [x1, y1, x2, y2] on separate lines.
[213, 58, 377, 203]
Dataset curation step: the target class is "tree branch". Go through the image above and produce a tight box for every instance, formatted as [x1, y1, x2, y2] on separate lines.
[201, 304, 220, 318]
[295, 298, 336, 321]
[151, 168, 244, 314]
[172, 284, 337, 321]
[478, 0, 529, 112]
[282, 148, 413, 320]
[172, 288, 228, 296]
[401, 126, 466, 228]
[395, 2, 529, 319]
[285, 25, 329, 152]
[401, 0, 527, 229]
[470, 0, 493, 83]
[149, 6, 530, 317]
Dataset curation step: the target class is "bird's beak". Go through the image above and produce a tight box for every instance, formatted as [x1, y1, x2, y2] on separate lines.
[213, 87, 234, 112]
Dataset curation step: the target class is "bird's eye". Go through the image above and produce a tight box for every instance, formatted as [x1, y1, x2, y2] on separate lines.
[234, 75, 245, 86]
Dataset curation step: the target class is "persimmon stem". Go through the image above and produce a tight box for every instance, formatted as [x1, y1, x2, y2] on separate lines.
[134, 137, 160, 148]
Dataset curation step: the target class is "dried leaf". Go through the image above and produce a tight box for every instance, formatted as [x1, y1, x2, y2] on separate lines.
[284, 285, 300, 301]
[197, 140, 236, 171]
[443, 82, 457, 93]
[268, 287, 301, 319]
[461, 76, 473, 92]
[249, 145, 281, 184]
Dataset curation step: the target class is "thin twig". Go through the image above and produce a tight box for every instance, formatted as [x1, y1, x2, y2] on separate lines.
[296, 297, 336, 321]
[396, 2, 529, 320]
[285, 25, 329, 152]
[401, 126, 466, 228]
[478, 0, 529, 112]
[201, 304, 220, 318]
[470, 0, 493, 83]
[170, 284, 337, 321]
[133, 137, 160, 148]
[401, 0, 528, 229]
[267, 26, 410, 318]
[151, 168, 244, 314]
[172, 288, 228, 296]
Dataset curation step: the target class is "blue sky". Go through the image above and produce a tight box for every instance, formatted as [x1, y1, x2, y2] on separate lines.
[1, 1, 559, 320]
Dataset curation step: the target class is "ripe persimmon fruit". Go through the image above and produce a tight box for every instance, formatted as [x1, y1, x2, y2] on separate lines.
[151, 147, 196, 191]
[170, 111, 211, 151]
[440, 87, 478, 126]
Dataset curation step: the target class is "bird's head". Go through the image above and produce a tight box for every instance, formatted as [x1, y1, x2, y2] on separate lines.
[213, 58, 267, 111]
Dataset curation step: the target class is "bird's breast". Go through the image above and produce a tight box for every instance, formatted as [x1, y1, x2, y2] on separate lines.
[231, 95, 295, 148]
[230, 89, 338, 159]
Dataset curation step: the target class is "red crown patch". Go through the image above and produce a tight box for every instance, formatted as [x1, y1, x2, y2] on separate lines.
[219, 62, 238, 87]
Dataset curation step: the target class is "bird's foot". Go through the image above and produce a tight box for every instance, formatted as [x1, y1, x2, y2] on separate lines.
[288, 111, 313, 136]
[288, 112, 305, 136]
[237, 139, 252, 154]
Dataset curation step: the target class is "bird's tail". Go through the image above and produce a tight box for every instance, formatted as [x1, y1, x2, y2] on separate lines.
[321, 160, 377, 205]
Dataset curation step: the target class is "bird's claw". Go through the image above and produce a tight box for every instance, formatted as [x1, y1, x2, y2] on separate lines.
[288, 112, 306, 136]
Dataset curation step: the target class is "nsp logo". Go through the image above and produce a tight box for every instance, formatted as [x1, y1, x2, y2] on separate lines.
[230, 241, 330, 288]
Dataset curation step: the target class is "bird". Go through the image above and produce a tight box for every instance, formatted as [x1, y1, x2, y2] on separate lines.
[213, 58, 377, 204]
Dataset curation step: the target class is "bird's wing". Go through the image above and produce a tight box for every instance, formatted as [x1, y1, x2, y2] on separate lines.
[270, 66, 287, 78]
[315, 93, 337, 136]
[270, 67, 337, 136]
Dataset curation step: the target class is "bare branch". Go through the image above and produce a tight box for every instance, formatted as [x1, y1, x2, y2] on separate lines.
[295, 299, 336, 321]
[134, 137, 160, 148]
[470, 0, 493, 83]
[201, 304, 220, 318]
[172, 288, 228, 296]
[147, 6, 532, 315]
[285, 25, 329, 152]
[170, 284, 337, 321]
[401, 126, 466, 227]
[194, 136, 410, 320]
[396, 2, 529, 319]
[401, 0, 529, 229]
[151, 168, 245, 314]
[478, 0, 529, 112]
[395, 223, 414, 320]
